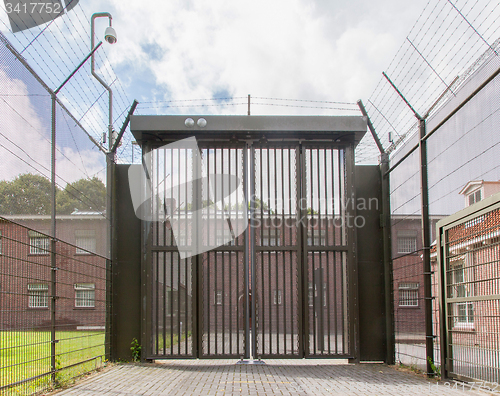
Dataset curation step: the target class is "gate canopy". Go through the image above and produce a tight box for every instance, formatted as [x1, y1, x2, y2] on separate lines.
[130, 115, 367, 145]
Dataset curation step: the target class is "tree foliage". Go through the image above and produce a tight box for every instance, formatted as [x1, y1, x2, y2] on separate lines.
[57, 177, 106, 214]
[0, 174, 106, 215]
[0, 173, 52, 215]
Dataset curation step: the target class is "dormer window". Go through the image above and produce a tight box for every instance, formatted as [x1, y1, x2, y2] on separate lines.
[468, 189, 482, 206]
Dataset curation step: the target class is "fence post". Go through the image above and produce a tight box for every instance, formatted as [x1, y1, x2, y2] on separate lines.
[380, 153, 395, 365]
[50, 93, 57, 384]
[382, 72, 435, 375]
[419, 119, 434, 376]
[357, 99, 394, 364]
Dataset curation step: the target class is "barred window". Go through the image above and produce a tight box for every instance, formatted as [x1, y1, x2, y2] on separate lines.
[397, 230, 417, 254]
[262, 229, 280, 246]
[399, 283, 419, 307]
[28, 231, 50, 255]
[75, 230, 96, 255]
[75, 283, 95, 308]
[28, 284, 49, 308]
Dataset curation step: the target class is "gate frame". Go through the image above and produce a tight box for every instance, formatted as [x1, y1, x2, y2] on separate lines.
[437, 191, 500, 381]
[130, 114, 367, 360]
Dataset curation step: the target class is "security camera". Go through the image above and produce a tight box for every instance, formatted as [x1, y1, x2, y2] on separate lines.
[104, 26, 117, 44]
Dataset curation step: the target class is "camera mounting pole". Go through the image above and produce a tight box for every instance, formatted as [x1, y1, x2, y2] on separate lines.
[91, 12, 116, 150]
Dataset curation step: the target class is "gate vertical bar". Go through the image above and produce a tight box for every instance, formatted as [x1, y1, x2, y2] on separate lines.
[142, 142, 153, 360]
[437, 226, 448, 378]
[299, 144, 307, 357]
[345, 144, 359, 361]
[250, 144, 257, 359]
[243, 145, 250, 359]
[194, 145, 202, 358]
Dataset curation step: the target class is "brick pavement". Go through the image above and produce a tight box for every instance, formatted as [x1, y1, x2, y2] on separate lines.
[52, 360, 496, 395]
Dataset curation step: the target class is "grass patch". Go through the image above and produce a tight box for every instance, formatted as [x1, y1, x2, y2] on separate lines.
[155, 331, 192, 352]
[0, 330, 105, 395]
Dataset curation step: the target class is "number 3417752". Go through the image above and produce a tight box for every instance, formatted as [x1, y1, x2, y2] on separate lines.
[5, 2, 62, 14]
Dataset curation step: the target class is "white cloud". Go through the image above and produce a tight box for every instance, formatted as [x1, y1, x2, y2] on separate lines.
[95, 0, 428, 114]
[0, 68, 105, 185]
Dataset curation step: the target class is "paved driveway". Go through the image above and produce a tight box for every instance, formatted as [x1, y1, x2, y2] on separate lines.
[52, 359, 495, 395]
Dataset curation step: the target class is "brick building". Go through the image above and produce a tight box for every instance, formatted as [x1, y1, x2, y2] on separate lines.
[0, 213, 107, 330]
[431, 181, 500, 351]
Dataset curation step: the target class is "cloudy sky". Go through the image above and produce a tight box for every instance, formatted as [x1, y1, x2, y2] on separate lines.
[5, 0, 499, 218]
[0, 0, 430, 115]
[94, 0, 430, 111]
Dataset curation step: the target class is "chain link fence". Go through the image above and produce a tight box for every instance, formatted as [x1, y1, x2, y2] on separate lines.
[364, 0, 500, 383]
[0, 30, 111, 394]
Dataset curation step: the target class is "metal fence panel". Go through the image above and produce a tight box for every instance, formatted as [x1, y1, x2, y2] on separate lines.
[0, 29, 111, 395]
[440, 203, 500, 384]
[0, 220, 109, 395]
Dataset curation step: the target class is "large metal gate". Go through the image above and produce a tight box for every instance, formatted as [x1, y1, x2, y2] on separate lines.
[138, 116, 362, 360]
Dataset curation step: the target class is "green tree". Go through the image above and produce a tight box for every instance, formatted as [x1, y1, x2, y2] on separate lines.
[0, 173, 53, 215]
[57, 177, 106, 214]
[250, 197, 275, 214]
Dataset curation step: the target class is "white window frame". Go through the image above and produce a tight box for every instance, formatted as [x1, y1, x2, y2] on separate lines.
[450, 258, 474, 327]
[399, 282, 419, 307]
[28, 231, 50, 255]
[308, 282, 327, 307]
[273, 290, 282, 305]
[262, 229, 280, 247]
[28, 284, 49, 308]
[307, 230, 325, 246]
[468, 188, 482, 206]
[74, 283, 95, 308]
[75, 230, 96, 255]
[216, 229, 235, 246]
[215, 290, 223, 305]
[175, 230, 187, 246]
